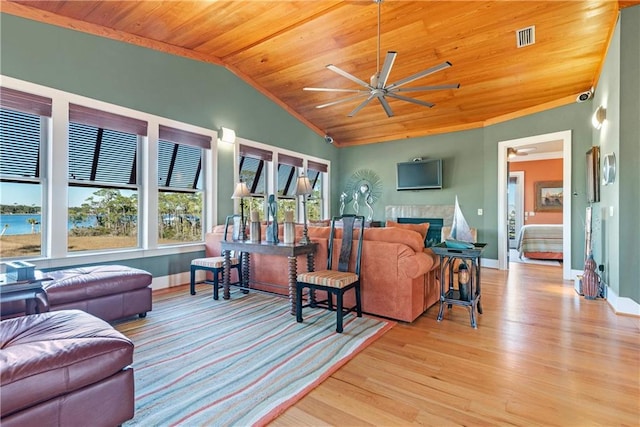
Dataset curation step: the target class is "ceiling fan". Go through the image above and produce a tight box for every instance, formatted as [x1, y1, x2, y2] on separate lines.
[508, 147, 537, 158]
[303, 0, 460, 118]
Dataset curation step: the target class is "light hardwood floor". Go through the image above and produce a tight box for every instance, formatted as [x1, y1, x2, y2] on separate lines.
[270, 263, 640, 426]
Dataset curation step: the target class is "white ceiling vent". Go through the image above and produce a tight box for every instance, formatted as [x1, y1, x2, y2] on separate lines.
[516, 26, 536, 48]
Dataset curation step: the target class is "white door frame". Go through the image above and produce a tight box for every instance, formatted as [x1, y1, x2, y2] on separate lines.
[508, 171, 525, 249]
[497, 130, 572, 280]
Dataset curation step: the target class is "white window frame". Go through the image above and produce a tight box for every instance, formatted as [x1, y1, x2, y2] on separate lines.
[1, 75, 217, 269]
[234, 137, 331, 222]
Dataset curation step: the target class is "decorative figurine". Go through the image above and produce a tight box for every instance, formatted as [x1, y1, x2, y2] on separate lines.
[345, 169, 382, 222]
[339, 192, 348, 216]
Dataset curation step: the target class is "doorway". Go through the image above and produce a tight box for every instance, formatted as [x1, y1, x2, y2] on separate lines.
[497, 130, 572, 280]
[508, 171, 525, 250]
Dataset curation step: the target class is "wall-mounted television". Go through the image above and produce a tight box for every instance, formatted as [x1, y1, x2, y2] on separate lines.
[396, 159, 443, 190]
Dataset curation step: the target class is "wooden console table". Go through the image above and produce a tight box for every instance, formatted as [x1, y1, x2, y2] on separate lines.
[220, 240, 318, 314]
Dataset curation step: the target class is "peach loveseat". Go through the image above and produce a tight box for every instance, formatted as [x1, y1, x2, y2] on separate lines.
[205, 224, 440, 322]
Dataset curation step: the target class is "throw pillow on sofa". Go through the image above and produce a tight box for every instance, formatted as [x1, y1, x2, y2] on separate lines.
[385, 220, 430, 247]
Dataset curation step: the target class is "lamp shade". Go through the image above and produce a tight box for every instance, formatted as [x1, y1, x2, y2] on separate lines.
[294, 174, 313, 196]
[232, 182, 251, 199]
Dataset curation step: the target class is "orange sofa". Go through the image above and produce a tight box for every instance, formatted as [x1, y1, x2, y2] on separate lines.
[205, 224, 440, 322]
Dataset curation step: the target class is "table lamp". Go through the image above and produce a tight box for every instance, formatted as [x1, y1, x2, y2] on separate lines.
[231, 181, 251, 240]
[294, 173, 313, 245]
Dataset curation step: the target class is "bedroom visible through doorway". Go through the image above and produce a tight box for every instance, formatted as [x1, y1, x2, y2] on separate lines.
[497, 130, 572, 280]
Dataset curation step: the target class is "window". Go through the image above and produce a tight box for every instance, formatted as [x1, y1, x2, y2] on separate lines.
[239, 144, 271, 220]
[237, 141, 330, 224]
[307, 160, 327, 222]
[157, 125, 210, 244]
[67, 104, 146, 252]
[0, 87, 51, 258]
[277, 154, 302, 222]
[1, 79, 218, 262]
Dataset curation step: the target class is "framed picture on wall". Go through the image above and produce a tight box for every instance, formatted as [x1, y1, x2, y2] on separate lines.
[534, 180, 563, 212]
[586, 146, 600, 203]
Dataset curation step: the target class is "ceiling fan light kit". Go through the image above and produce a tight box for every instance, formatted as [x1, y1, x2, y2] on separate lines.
[304, 0, 459, 118]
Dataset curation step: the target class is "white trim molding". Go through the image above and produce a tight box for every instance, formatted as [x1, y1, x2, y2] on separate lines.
[498, 130, 572, 280]
[605, 285, 640, 317]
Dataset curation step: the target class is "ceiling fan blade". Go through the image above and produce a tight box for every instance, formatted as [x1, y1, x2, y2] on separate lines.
[517, 147, 537, 153]
[304, 87, 368, 93]
[386, 93, 434, 108]
[378, 96, 394, 117]
[392, 83, 460, 93]
[348, 95, 376, 117]
[315, 93, 370, 109]
[327, 64, 371, 89]
[386, 61, 452, 90]
[377, 51, 397, 89]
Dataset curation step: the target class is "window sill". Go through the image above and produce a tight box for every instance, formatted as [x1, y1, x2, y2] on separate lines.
[26, 243, 205, 271]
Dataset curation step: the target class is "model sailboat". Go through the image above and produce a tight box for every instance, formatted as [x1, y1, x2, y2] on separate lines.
[446, 195, 475, 247]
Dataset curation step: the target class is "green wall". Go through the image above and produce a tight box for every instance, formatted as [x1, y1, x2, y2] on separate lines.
[338, 101, 593, 267]
[618, 6, 640, 302]
[587, 6, 639, 303]
[0, 13, 340, 225]
[0, 13, 339, 276]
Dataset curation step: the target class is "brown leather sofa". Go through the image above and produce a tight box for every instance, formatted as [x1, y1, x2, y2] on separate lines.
[206, 224, 440, 322]
[0, 309, 135, 426]
[0, 265, 153, 322]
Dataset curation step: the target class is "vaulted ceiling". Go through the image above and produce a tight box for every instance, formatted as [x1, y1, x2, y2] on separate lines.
[3, 1, 636, 147]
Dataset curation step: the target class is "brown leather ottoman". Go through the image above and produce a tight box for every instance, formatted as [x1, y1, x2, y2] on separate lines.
[1, 265, 152, 322]
[0, 309, 134, 427]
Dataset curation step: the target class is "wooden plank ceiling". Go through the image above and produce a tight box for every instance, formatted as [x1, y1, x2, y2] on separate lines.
[3, 1, 635, 147]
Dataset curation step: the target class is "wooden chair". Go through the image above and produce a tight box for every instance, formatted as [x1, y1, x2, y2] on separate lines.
[295, 214, 365, 333]
[190, 215, 243, 300]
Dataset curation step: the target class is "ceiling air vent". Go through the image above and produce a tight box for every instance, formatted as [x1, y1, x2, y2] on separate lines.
[516, 26, 535, 48]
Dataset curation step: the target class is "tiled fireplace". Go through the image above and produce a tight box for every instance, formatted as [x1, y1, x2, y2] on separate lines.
[385, 205, 455, 246]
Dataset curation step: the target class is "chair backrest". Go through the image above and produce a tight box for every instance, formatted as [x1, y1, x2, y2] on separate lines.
[223, 214, 242, 241]
[327, 214, 365, 275]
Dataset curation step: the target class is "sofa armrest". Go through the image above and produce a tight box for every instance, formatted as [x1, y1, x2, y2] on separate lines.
[398, 251, 437, 279]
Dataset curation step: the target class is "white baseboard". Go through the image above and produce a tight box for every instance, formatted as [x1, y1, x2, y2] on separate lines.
[605, 286, 640, 316]
[481, 258, 499, 269]
[151, 271, 200, 290]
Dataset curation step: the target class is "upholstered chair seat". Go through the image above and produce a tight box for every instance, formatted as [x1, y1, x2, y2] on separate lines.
[190, 215, 244, 300]
[297, 270, 358, 289]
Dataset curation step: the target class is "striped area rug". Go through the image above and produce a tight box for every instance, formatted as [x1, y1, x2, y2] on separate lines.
[116, 287, 394, 426]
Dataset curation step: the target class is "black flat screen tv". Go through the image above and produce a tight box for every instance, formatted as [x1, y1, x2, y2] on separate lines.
[396, 159, 443, 190]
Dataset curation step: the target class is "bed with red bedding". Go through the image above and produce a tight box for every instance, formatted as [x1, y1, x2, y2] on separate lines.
[516, 224, 563, 260]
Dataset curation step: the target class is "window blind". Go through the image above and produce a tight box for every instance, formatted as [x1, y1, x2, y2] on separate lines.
[0, 109, 41, 178]
[0, 87, 52, 117]
[308, 160, 328, 173]
[278, 153, 303, 167]
[69, 104, 147, 136]
[159, 125, 211, 149]
[239, 144, 272, 161]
